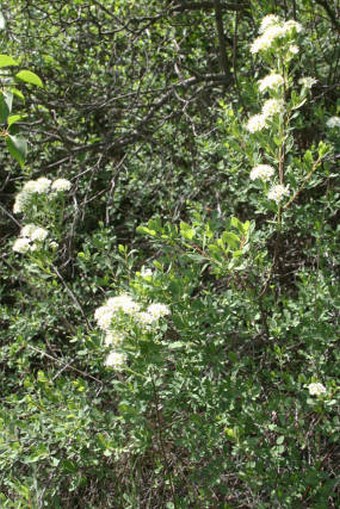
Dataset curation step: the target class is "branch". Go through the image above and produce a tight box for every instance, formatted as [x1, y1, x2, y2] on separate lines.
[214, 0, 231, 80]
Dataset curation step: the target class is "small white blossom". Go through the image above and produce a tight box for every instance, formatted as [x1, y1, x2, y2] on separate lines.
[250, 164, 275, 182]
[299, 77, 317, 89]
[283, 20, 303, 35]
[12, 237, 32, 254]
[30, 227, 48, 242]
[308, 382, 327, 397]
[13, 177, 52, 214]
[137, 311, 155, 326]
[106, 294, 141, 315]
[288, 44, 299, 55]
[251, 24, 286, 54]
[13, 193, 27, 214]
[326, 116, 340, 129]
[259, 14, 280, 34]
[94, 294, 140, 330]
[50, 241, 59, 250]
[267, 184, 290, 203]
[104, 331, 125, 348]
[140, 267, 153, 278]
[21, 224, 48, 242]
[146, 303, 171, 321]
[246, 113, 267, 133]
[51, 178, 72, 192]
[104, 351, 127, 370]
[258, 73, 284, 93]
[262, 98, 284, 118]
[94, 305, 115, 331]
[25, 177, 52, 194]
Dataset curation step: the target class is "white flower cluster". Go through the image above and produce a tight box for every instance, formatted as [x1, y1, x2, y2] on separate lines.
[94, 294, 171, 370]
[250, 164, 275, 182]
[267, 184, 290, 203]
[137, 303, 171, 326]
[13, 177, 71, 213]
[251, 15, 302, 54]
[326, 116, 340, 129]
[298, 77, 317, 89]
[12, 223, 48, 254]
[262, 98, 284, 117]
[104, 351, 127, 370]
[258, 73, 284, 93]
[308, 382, 326, 397]
[246, 113, 267, 133]
[94, 294, 141, 331]
[246, 98, 283, 133]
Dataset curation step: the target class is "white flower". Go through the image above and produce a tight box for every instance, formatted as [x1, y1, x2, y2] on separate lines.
[283, 20, 303, 35]
[30, 227, 48, 242]
[94, 305, 115, 331]
[51, 178, 72, 192]
[262, 98, 284, 118]
[308, 382, 327, 397]
[326, 116, 340, 129]
[24, 177, 52, 194]
[288, 44, 299, 55]
[50, 241, 59, 250]
[299, 77, 317, 89]
[246, 113, 267, 133]
[251, 25, 286, 54]
[12, 237, 32, 253]
[259, 14, 280, 34]
[267, 184, 290, 203]
[104, 331, 124, 348]
[140, 267, 153, 278]
[258, 73, 284, 93]
[13, 193, 27, 214]
[104, 351, 127, 370]
[250, 164, 275, 182]
[146, 303, 171, 321]
[13, 177, 52, 214]
[94, 294, 140, 330]
[21, 224, 48, 242]
[137, 311, 155, 326]
[106, 294, 141, 315]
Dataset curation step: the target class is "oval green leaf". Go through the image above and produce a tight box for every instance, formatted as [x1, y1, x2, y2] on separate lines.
[0, 54, 18, 68]
[6, 134, 27, 168]
[15, 70, 43, 88]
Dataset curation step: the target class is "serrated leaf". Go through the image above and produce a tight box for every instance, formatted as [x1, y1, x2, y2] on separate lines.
[6, 134, 27, 167]
[0, 54, 18, 67]
[15, 70, 43, 88]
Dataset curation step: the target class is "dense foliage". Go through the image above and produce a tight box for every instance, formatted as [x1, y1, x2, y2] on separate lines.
[0, 1, 339, 508]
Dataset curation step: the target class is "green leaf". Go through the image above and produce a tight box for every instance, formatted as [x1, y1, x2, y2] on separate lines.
[222, 231, 240, 250]
[6, 134, 27, 167]
[0, 54, 18, 67]
[180, 221, 195, 240]
[12, 87, 25, 101]
[0, 91, 13, 122]
[7, 114, 26, 127]
[0, 11, 5, 30]
[15, 70, 43, 88]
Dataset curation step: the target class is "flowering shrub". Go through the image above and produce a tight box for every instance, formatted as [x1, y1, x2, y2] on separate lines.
[1, 7, 339, 509]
